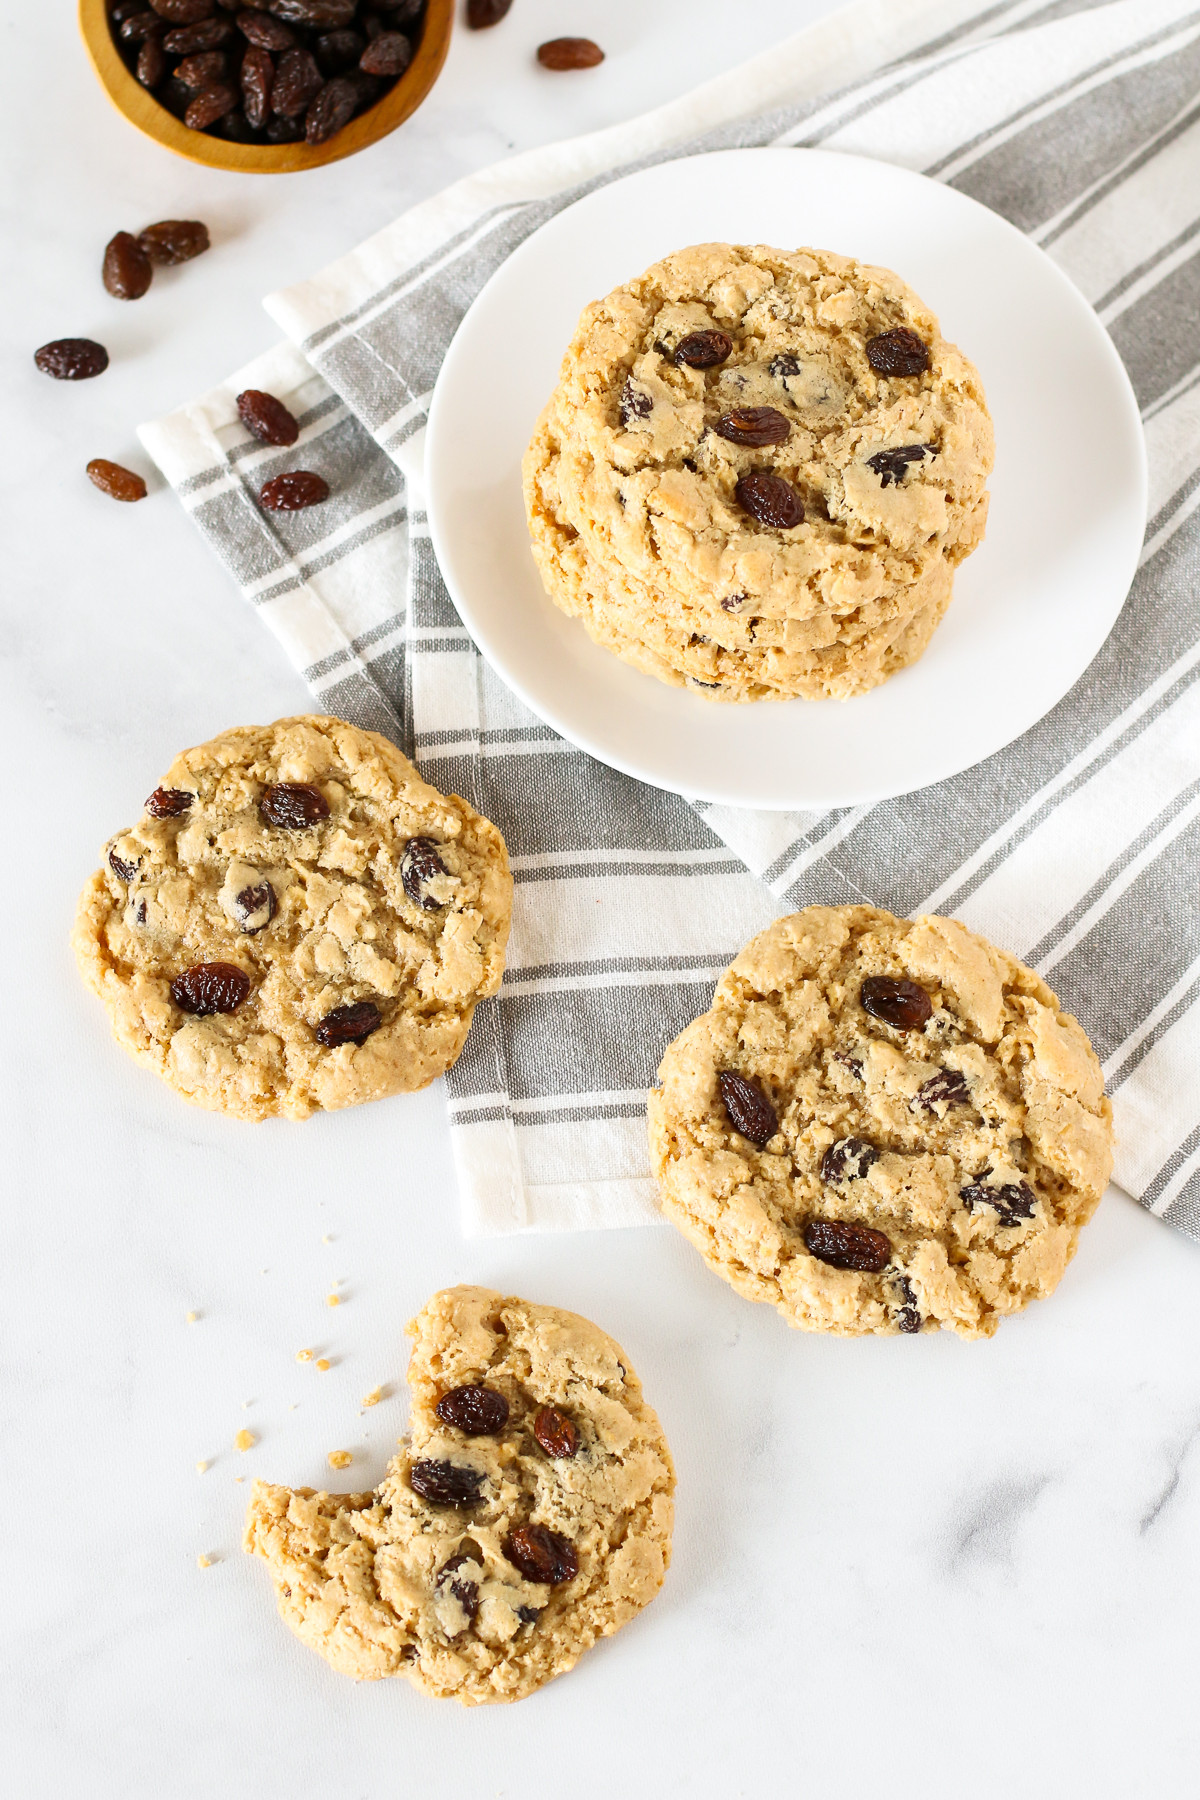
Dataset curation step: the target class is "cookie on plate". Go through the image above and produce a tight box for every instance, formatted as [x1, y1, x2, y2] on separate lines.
[523, 242, 993, 701]
[245, 1285, 675, 1705]
[647, 906, 1112, 1338]
[72, 716, 512, 1121]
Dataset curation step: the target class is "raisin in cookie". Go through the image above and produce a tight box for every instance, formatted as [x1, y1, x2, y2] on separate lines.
[245, 1286, 675, 1704]
[523, 242, 992, 701]
[647, 906, 1112, 1338]
[72, 716, 512, 1121]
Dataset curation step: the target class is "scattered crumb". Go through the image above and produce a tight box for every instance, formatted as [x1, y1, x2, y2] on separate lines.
[197, 1554, 213, 1570]
[328, 1450, 352, 1470]
[326, 1292, 341, 1308]
[316, 1358, 331, 1372]
[361, 1386, 383, 1408]
[241, 1400, 252, 1409]
[296, 1348, 314, 1363]
[321, 1233, 333, 1244]
[186, 1311, 199, 1324]
[234, 1429, 256, 1452]
[196, 1460, 209, 1475]
[234, 1476, 245, 1484]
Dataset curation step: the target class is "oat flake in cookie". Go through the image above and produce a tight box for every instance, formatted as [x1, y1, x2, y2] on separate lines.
[523, 243, 993, 702]
[72, 717, 512, 1121]
[647, 906, 1113, 1338]
[244, 1286, 675, 1704]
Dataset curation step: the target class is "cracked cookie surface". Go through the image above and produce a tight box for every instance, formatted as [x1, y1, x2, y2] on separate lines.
[245, 1286, 675, 1704]
[523, 242, 992, 701]
[647, 906, 1112, 1338]
[72, 716, 512, 1120]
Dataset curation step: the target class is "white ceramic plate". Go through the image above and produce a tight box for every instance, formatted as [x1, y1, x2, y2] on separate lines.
[425, 148, 1147, 811]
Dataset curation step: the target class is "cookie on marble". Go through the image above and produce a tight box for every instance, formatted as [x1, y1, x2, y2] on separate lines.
[647, 906, 1113, 1338]
[523, 242, 993, 701]
[72, 715, 512, 1121]
[244, 1285, 675, 1704]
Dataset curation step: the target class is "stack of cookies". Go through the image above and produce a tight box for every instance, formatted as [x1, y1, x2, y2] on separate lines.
[523, 242, 994, 701]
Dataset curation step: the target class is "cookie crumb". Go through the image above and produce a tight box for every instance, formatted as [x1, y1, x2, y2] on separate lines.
[361, 1386, 383, 1408]
[326, 1292, 341, 1308]
[196, 1460, 209, 1474]
[196, 1553, 213, 1569]
[296, 1348, 314, 1363]
[186, 1310, 199, 1323]
[321, 1233, 333, 1244]
[234, 1429, 256, 1452]
[328, 1450, 352, 1470]
[316, 1358, 331, 1372]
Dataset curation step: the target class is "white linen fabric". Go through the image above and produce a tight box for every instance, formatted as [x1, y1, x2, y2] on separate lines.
[141, 0, 1200, 1238]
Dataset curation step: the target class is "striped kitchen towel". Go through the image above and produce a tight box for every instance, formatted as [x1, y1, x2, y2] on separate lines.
[141, 0, 1200, 1238]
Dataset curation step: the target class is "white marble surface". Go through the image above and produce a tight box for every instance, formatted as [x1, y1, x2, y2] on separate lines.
[4, 3, 1200, 1794]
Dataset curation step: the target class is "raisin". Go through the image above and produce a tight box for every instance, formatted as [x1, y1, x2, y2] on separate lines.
[236, 8, 296, 48]
[108, 846, 141, 881]
[237, 388, 299, 445]
[111, 1, 148, 17]
[137, 35, 167, 83]
[866, 328, 930, 377]
[537, 37, 604, 69]
[409, 1460, 484, 1506]
[305, 74, 360, 143]
[804, 1218, 891, 1274]
[735, 470, 803, 529]
[915, 1069, 969, 1111]
[895, 1275, 922, 1334]
[265, 113, 304, 140]
[36, 338, 109, 381]
[259, 781, 329, 827]
[503, 1524, 578, 1585]
[717, 1070, 777, 1147]
[148, 0, 216, 21]
[102, 231, 153, 300]
[467, 0, 511, 24]
[436, 1385, 510, 1436]
[769, 354, 800, 378]
[860, 975, 932, 1031]
[314, 999, 382, 1046]
[516, 1605, 541, 1624]
[360, 30, 411, 75]
[120, 10, 167, 38]
[820, 1137, 879, 1183]
[159, 76, 195, 117]
[258, 470, 330, 509]
[619, 379, 653, 427]
[170, 961, 251, 1016]
[674, 330, 732, 369]
[960, 1178, 1037, 1228]
[144, 786, 193, 816]
[865, 444, 935, 488]
[87, 459, 148, 502]
[714, 407, 790, 447]
[435, 1554, 480, 1625]
[401, 836, 449, 910]
[232, 879, 275, 933]
[185, 82, 238, 127]
[138, 219, 211, 265]
[216, 109, 262, 142]
[163, 19, 235, 49]
[269, 0, 357, 22]
[176, 49, 229, 84]
[271, 46, 323, 113]
[720, 593, 746, 612]
[833, 1050, 863, 1078]
[239, 43, 274, 123]
[533, 1405, 578, 1459]
[313, 27, 363, 72]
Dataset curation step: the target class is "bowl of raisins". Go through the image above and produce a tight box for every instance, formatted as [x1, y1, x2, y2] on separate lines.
[80, 0, 452, 172]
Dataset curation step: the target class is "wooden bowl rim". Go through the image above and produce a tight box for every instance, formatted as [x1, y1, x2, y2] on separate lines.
[78, 0, 453, 174]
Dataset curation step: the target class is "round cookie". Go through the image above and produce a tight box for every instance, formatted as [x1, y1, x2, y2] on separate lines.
[244, 1285, 676, 1705]
[647, 906, 1113, 1338]
[523, 242, 993, 701]
[72, 715, 512, 1121]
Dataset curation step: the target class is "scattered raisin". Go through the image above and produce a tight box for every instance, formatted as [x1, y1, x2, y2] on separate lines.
[268, 0, 357, 23]
[265, 112, 304, 140]
[313, 27, 363, 71]
[237, 388, 300, 445]
[137, 34, 167, 83]
[236, 8, 297, 48]
[314, 999, 382, 1046]
[533, 1405, 578, 1459]
[87, 459, 148, 502]
[409, 1460, 484, 1505]
[436, 1385, 510, 1436]
[120, 12, 168, 41]
[271, 45, 323, 112]
[714, 407, 790, 447]
[259, 781, 329, 827]
[865, 444, 935, 488]
[170, 961, 251, 1016]
[162, 19, 236, 50]
[185, 82, 238, 128]
[102, 231, 153, 300]
[144, 786, 194, 816]
[619, 379, 653, 427]
[804, 1218, 891, 1273]
[176, 48, 229, 83]
[734, 470, 804, 529]
[258, 470, 330, 509]
[108, 846, 141, 882]
[537, 37, 604, 69]
[148, 0, 217, 22]
[231, 879, 275, 933]
[960, 1178, 1037, 1228]
[305, 74, 360, 141]
[467, 0, 511, 24]
[401, 836, 449, 910]
[675, 330, 732, 369]
[35, 338, 109, 381]
[360, 29, 410, 74]
[503, 1524, 578, 1585]
[435, 1553, 480, 1625]
[820, 1137, 879, 1183]
[915, 1069, 969, 1110]
[717, 1070, 777, 1147]
[240, 43, 274, 124]
[137, 220, 211, 264]
[895, 1275, 922, 1334]
[860, 975, 932, 1031]
[866, 328, 930, 377]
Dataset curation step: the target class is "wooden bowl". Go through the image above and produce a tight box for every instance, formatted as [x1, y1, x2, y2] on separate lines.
[79, 0, 453, 174]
